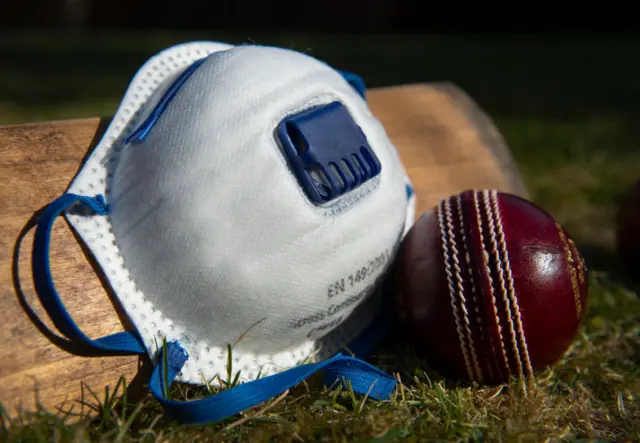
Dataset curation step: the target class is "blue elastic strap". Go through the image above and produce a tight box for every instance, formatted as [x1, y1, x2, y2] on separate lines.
[322, 304, 392, 392]
[339, 70, 367, 99]
[32, 192, 397, 425]
[149, 342, 396, 425]
[406, 183, 415, 199]
[32, 193, 145, 354]
[125, 56, 210, 144]
[147, 286, 396, 424]
[147, 303, 396, 424]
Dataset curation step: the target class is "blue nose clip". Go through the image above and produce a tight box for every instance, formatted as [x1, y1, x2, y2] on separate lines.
[277, 101, 381, 205]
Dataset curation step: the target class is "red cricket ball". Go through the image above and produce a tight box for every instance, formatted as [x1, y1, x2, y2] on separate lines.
[392, 189, 588, 384]
[616, 178, 640, 280]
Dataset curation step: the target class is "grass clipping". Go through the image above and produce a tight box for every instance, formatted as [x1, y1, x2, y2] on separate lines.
[2, 272, 639, 442]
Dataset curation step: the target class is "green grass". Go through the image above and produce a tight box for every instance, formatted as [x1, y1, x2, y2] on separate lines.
[2, 32, 640, 442]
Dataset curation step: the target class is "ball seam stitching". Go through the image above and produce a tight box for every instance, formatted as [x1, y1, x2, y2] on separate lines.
[438, 199, 475, 382]
[490, 190, 534, 382]
[454, 194, 484, 383]
[475, 190, 512, 378]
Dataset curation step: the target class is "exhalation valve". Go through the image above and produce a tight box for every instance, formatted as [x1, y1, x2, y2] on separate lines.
[277, 101, 381, 205]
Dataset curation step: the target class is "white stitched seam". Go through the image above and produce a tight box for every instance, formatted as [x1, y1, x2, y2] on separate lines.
[456, 194, 484, 383]
[439, 199, 474, 381]
[483, 190, 523, 380]
[474, 190, 511, 378]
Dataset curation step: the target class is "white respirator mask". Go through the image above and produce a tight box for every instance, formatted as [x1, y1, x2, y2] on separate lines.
[30, 41, 416, 424]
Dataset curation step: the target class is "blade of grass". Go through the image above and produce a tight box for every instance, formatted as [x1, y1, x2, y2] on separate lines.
[114, 401, 145, 443]
[162, 339, 169, 399]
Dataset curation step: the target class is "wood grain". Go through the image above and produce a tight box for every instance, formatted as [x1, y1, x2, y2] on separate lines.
[0, 83, 526, 417]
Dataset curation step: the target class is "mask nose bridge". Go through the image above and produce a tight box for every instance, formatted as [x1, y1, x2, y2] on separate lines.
[125, 55, 211, 145]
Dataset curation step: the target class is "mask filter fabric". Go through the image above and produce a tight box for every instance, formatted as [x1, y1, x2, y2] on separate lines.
[30, 41, 416, 424]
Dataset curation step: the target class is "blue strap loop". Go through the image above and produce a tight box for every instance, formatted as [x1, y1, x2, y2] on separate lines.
[126, 56, 210, 144]
[339, 71, 367, 99]
[32, 192, 397, 424]
[149, 342, 396, 425]
[32, 193, 145, 354]
[148, 290, 396, 425]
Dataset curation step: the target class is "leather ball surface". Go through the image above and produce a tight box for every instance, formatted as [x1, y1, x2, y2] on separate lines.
[392, 189, 588, 384]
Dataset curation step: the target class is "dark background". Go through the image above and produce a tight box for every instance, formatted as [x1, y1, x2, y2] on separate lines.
[2, 0, 610, 32]
[1, 1, 637, 121]
[4, 0, 432, 31]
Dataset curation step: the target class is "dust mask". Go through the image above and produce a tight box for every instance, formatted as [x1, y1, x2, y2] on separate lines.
[30, 41, 416, 424]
